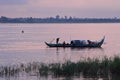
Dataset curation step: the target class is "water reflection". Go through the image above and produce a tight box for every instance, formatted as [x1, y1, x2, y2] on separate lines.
[0, 52, 120, 80]
[53, 47, 105, 61]
[70, 47, 104, 51]
[53, 47, 104, 52]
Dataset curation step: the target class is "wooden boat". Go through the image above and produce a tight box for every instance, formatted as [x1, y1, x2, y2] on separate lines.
[45, 36, 105, 48]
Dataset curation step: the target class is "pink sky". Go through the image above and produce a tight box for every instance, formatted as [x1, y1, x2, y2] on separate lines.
[0, 0, 120, 18]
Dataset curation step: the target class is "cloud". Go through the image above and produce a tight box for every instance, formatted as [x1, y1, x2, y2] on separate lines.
[27, 0, 120, 9]
[0, 0, 120, 18]
[0, 0, 27, 5]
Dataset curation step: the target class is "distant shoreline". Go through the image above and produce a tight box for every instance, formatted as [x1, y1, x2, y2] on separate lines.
[1, 16, 120, 23]
[1, 22, 120, 23]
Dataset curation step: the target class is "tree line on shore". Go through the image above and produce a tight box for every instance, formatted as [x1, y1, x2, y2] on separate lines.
[0, 15, 120, 23]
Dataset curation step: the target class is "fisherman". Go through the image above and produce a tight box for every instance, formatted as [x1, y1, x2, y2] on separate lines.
[87, 40, 92, 44]
[56, 38, 60, 44]
[63, 41, 66, 45]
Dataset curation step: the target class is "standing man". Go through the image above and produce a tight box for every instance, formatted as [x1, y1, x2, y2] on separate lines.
[56, 38, 60, 44]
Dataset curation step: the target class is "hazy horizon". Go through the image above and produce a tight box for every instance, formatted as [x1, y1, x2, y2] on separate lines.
[0, 0, 120, 18]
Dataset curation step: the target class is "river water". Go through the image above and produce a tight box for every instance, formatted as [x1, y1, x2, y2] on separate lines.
[0, 23, 120, 80]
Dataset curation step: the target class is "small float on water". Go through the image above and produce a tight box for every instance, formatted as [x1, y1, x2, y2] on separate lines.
[45, 36, 105, 48]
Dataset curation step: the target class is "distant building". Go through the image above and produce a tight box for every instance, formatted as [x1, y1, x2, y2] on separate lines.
[56, 15, 60, 19]
[64, 16, 67, 19]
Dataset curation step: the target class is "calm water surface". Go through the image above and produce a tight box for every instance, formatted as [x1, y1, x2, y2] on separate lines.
[0, 23, 120, 80]
[0, 23, 120, 65]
